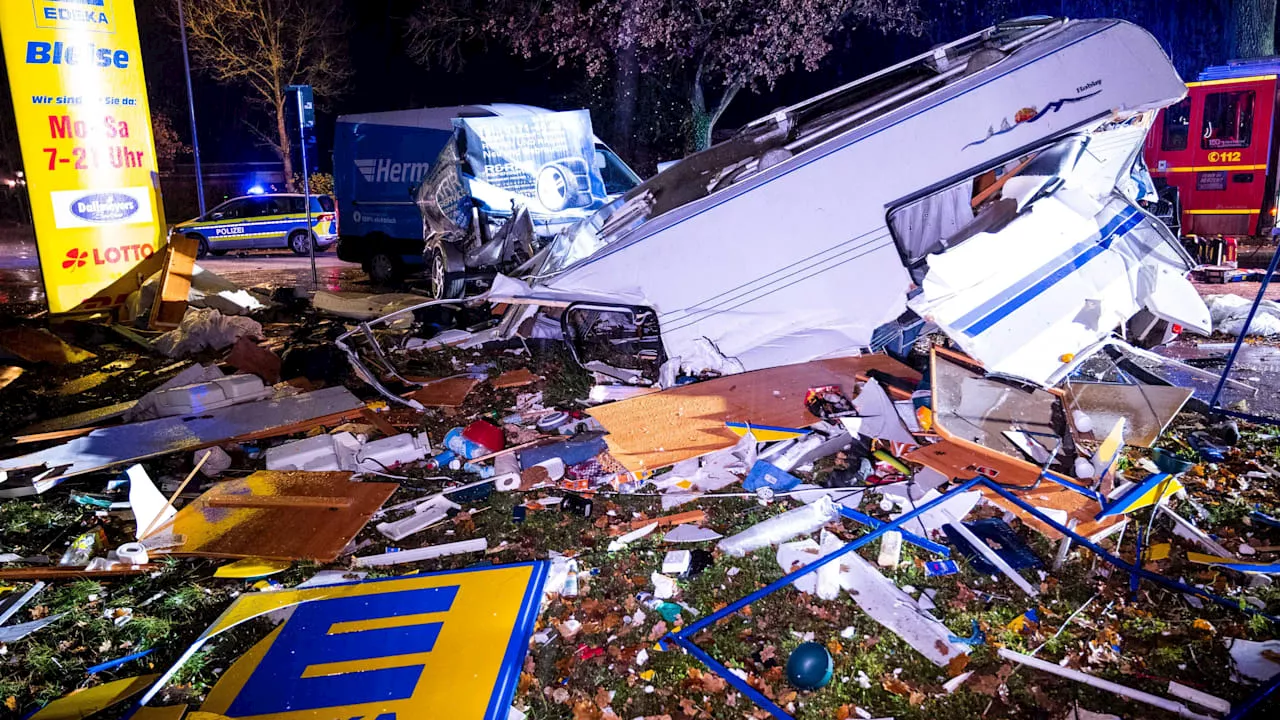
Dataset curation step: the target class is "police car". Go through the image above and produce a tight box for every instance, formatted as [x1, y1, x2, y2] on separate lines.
[174, 193, 338, 259]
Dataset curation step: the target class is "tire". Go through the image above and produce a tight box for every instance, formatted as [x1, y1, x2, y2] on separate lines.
[368, 252, 403, 286]
[288, 230, 314, 256]
[426, 243, 466, 299]
[210, 249, 228, 257]
[191, 234, 209, 260]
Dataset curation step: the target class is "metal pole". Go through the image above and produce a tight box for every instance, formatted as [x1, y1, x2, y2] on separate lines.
[296, 89, 316, 285]
[1209, 242, 1280, 409]
[176, 0, 205, 216]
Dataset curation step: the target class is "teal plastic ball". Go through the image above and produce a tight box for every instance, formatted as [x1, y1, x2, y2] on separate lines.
[785, 642, 833, 690]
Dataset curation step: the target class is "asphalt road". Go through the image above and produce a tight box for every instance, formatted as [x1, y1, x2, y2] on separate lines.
[0, 224, 376, 316]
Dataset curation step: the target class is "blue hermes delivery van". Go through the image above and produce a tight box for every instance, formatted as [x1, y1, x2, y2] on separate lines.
[333, 104, 638, 284]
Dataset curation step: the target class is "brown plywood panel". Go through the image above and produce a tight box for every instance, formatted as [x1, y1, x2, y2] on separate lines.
[404, 376, 482, 407]
[588, 355, 921, 472]
[156, 471, 396, 562]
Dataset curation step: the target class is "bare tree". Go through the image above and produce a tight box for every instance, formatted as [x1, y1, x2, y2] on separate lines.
[407, 0, 919, 153]
[175, 0, 349, 190]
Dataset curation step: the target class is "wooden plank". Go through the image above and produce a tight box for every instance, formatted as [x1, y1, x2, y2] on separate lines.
[154, 471, 397, 563]
[148, 235, 198, 329]
[0, 327, 95, 364]
[0, 366, 23, 391]
[206, 495, 354, 509]
[403, 376, 482, 407]
[360, 407, 400, 437]
[14, 400, 136, 436]
[0, 565, 158, 580]
[491, 368, 540, 389]
[587, 355, 921, 472]
[626, 509, 707, 531]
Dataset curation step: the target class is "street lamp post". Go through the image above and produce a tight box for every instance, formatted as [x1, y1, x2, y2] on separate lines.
[176, 0, 205, 216]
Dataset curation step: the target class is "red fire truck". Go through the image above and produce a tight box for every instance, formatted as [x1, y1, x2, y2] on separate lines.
[1144, 58, 1280, 262]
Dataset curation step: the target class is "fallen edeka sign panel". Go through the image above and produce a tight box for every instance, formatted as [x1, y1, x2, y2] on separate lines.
[131, 562, 550, 720]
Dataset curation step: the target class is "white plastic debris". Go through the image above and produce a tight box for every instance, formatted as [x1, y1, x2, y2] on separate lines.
[266, 431, 364, 472]
[353, 539, 487, 567]
[775, 531, 843, 601]
[662, 550, 692, 575]
[1205, 294, 1280, 337]
[877, 531, 903, 568]
[663, 525, 723, 543]
[1166, 681, 1230, 715]
[150, 374, 271, 416]
[375, 494, 461, 541]
[608, 522, 658, 552]
[718, 496, 839, 557]
[1227, 638, 1280, 682]
[126, 464, 175, 540]
[651, 572, 677, 600]
[153, 308, 263, 358]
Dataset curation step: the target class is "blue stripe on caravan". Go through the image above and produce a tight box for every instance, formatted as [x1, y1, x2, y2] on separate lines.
[957, 207, 1143, 336]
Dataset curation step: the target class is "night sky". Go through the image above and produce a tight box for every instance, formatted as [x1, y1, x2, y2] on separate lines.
[3, 0, 1256, 173]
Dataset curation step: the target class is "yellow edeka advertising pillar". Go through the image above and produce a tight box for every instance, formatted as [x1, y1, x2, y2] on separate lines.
[0, 0, 165, 313]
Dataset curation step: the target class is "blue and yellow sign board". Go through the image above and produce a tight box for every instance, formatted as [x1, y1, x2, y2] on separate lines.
[0, 0, 165, 313]
[135, 562, 548, 720]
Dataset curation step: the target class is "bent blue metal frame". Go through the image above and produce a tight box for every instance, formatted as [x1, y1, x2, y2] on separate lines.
[1208, 244, 1280, 427]
[665, 477, 1280, 720]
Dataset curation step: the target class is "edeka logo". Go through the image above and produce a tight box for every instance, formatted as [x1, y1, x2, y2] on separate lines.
[34, 0, 115, 32]
[26, 41, 129, 69]
[70, 192, 139, 223]
[224, 586, 458, 716]
[61, 244, 153, 272]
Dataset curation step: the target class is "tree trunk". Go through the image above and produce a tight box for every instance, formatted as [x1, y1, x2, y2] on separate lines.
[688, 64, 740, 153]
[275, 96, 295, 192]
[1231, 0, 1277, 58]
[611, 42, 639, 161]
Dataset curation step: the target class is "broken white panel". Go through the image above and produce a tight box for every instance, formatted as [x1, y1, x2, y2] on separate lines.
[718, 496, 839, 557]
[608, 522, 659, 552]
[851, 381, 916, 445]
[887, 488, 982, 536]
[1166, 681, 1230, 715]
[0, 581, 45, 626]
[314, 291, 429, 323]
[1004, 429, 1055, 464]
[356, 433, 430, 473]
[776, 531, 843, 600]
[1227, 638, 1280, 683]
[189, 264, 265, 315]
[126, 464, 176, 540]
[663, 525, 723, 543]
[0, 613, 65, 643]
[265, 432, 364, 472]
[353, 539, 488, 568]
[125, 363, 226, 421]
[375, 494, 461, 541]
[150, 374, 271, 416]
[1162, 505, 1234, 558]
[837, 549, 970, 666]
[910, 194, 1208, 386]
[655, 431, 757, 509]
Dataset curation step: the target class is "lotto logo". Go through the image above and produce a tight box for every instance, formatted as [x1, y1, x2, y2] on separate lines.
[62, 248, 89, 270]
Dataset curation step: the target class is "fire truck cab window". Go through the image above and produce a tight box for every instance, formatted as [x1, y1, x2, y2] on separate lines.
[1161, 98, 1190, 151]
[1202, 90, 1255, 150]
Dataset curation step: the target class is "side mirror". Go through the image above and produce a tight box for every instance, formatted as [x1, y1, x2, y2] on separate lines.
[210, 212, 224, 220]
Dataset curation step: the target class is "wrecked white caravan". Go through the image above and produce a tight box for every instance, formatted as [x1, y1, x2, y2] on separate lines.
[482, 17, 1209, 386]
[339, 17, 1213, 408]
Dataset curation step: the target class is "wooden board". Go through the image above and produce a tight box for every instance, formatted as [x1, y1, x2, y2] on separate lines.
[491, 368, 540, 389]
[906, 439, 1124, 541]
[154, 471, 397, 563]
[0, 565, 159, 580]
[149, 235, 199, 329]
[0, 327, 95, 364]
[404, 376, 482, 407]
[587, 355, 921, 472]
